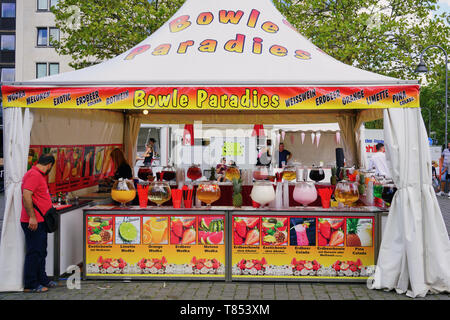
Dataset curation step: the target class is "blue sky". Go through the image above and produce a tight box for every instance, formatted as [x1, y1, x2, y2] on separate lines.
[435, 0, 450, 19]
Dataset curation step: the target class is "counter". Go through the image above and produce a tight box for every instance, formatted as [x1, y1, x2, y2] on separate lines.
[46, 200, 92, 279]
[83, 205, 388, 282]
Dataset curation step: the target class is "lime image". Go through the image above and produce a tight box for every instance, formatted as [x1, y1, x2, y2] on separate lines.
[119, 222, 138, 242]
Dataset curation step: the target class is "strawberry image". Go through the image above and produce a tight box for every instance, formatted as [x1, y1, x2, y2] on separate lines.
[340, 262, 349, 271]
[356, 258, 362, 266]
[254, 263, 262, 271]
[182, 217, 196, 228]
[329, 218, 344, 230]
[235, 220, 247, 239]
[172, 219, 184, 238]
[244, 229, 260, 245]
[318, 232, 328, 246]
[329, 229, 345, 246]
[304, 261, 313, 270]
[154, 262, 162, 270]
[234, 231, 244, 245]
[319, 220, 331, 239]
[246, 217, 259, 229]
[296, 264, 304, 271]
[349, 264, 358, 272]
[171, 230, 180, 244]
[181, 228, 196, 244]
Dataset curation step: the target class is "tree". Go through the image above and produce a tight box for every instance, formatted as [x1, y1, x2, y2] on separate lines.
[273, 0, 449, 83]
[420, 73, 448, 145]
[274, 0, 448, 131]
[52, 0, 185, 69]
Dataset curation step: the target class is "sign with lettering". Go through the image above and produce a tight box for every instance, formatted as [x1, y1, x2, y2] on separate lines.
[85, 213, 226, 279]
[231, 215, 375, 280]
[2, 85, 419, 110]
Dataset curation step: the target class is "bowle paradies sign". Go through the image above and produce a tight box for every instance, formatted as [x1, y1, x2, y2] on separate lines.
[124, 9, 313, 61]
[2, 86, 419, 110]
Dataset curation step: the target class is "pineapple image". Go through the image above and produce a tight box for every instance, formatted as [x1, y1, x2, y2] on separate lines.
[232, 178, 243, 207]
[346, 218, 361, 247]
[209, 167, 216, 181]
[330, 166, 337, 185]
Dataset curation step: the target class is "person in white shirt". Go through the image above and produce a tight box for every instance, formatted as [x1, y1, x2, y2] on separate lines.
[368, 143, 391, 178]
[437, 143, 450, 197]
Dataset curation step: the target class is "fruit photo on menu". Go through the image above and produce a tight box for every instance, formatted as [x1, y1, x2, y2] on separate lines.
[142, 216, 169, 245]
[115, 216, 141, 245]
[317, 218, 345, 246]
[261, 217, 288, 246]
[87, 216, 113, 244]
[170, 216, 196, 245]
[233, 217, 260, 246]
[198, 216, 224, 245]
[289, 217, 316, 246]
[346, 218, 373, 247]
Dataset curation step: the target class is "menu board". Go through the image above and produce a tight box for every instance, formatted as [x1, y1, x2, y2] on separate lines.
[85, 213, 226, 279]
[28, 144, 122, 194]
[231, 215, 375, 280]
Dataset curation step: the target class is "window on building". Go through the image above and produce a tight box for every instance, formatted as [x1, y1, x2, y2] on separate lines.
[49, 63, 59, 75]
[49, 28, 59, 46]
[37, 0, 59, 11]
[37, 27, 59, 47]
[1, 68, 15, 82]
[1, 3, 15, 18]
[37, 28, 48, 46]
[1, 35, 15, 51]
[36, 63, 47, 78]
[36, 63, 59, 78]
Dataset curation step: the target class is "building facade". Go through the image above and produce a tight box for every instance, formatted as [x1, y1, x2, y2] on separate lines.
[15, 0, 72, 81]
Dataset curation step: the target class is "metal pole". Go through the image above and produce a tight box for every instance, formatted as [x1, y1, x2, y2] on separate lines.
[419, 45, 448, 146]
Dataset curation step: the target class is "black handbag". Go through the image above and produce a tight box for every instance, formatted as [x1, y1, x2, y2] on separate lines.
[33, 203, 58, 233]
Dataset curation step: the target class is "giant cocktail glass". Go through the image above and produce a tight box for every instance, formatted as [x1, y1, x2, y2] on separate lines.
[225, 165, 240, 182]
[250, 180, 275, 207]
[293, 181, 317, 206]
[197, 181, 221, 207]
[187, 164, 202, 181]
[148, 180, 172, 207]
[282, 165, 297, 182]
[334, 180, 359, 207]
[111, 179, 136, 207]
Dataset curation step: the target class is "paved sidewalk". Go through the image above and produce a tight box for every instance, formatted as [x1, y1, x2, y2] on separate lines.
[0, 192, 449, 301]
[0, 280, 448, 300]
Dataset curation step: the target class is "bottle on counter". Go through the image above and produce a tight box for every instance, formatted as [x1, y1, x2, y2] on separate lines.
[282, 181, 289, 208]
[366, 181, 374, 206]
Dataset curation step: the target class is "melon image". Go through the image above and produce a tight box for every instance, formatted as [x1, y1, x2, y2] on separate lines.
[198, 231, 210, 244]
[206, 231, 223, 245]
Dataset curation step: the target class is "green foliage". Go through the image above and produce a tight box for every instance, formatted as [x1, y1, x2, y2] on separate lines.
[274, 0, 449, 83]
[52, 0, 185, 69]
[419, 73, 448, 145]
[274, 0, 449, 136]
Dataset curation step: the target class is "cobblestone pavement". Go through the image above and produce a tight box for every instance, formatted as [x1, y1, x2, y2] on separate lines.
[0, 192, 449, 301]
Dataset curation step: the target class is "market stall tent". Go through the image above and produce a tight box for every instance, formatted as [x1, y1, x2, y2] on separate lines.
[1, 0, 449, 297]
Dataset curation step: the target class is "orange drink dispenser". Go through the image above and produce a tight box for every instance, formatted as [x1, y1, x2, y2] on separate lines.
[111, 179, 136, 207]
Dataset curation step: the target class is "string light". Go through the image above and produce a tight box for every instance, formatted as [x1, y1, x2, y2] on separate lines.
[143, 110, 149, 115]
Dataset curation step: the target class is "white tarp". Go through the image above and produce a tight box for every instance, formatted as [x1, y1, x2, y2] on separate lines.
[369, 108, 450, 297]
[0, 108, 33, 292]
[21, 0, 413, 86]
